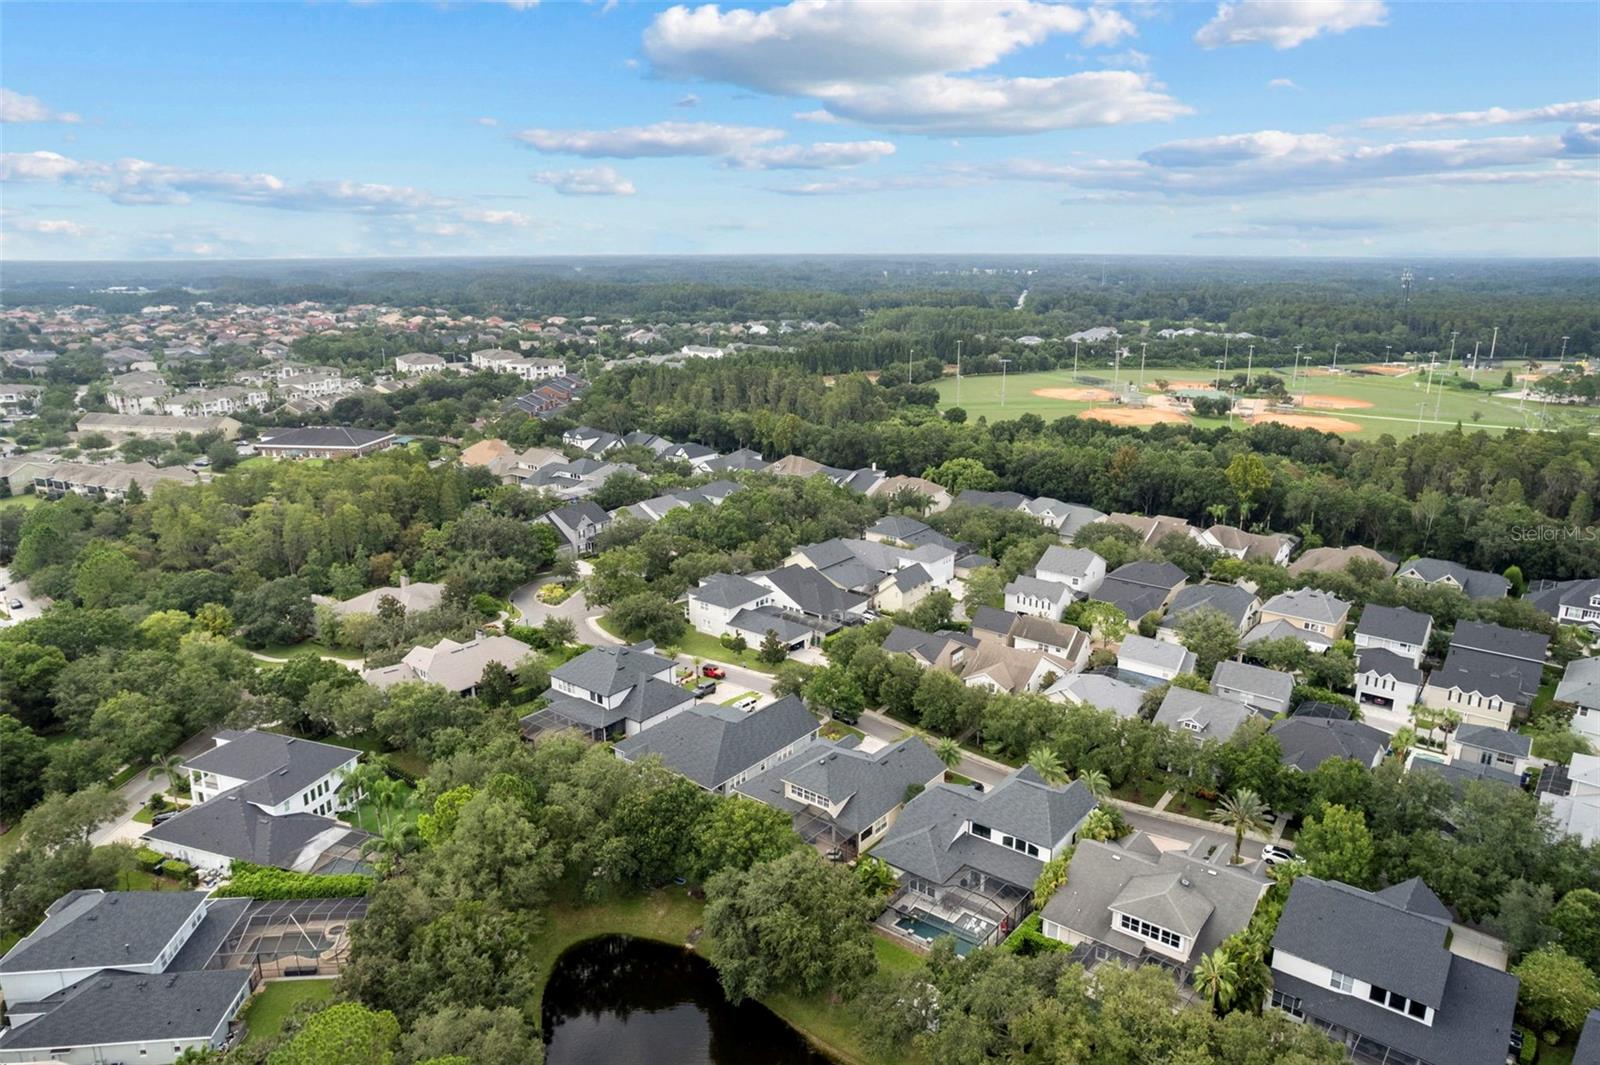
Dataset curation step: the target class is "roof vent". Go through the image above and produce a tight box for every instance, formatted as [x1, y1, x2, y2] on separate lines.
[1179, 877, 1192, 888]
[1206, 869, 1218, 876]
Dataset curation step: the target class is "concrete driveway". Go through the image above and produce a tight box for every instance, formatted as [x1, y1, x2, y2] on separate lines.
[89, 729, 220, 848]
[0, 566, 46, 627]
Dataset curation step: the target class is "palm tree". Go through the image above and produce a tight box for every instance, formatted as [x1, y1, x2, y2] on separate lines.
[368, 776, 405, 834]
[1389, 725, 1418, 764]
[339, 762, 385, 807]
[1027, 746, 1068, 786]
[934, 737, 963, 772]
[1209, 788, 1269, 865]
[359, 822, 418, 876]
[1193, 948, 1237, 1016]
[1076, 768, 1111, 801]
[148, 754, 187, 797]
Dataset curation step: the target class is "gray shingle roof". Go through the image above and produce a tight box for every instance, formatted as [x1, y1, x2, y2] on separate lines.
[551, 644, 675, 697]
[759, 565, 868, 619]
[1036, 545, 1102, 581]
[0, 891, 207, 974]
[142, 790, 362, 867]
[1269, 717, 1387, 772]
[1154, 688, 1251, 740]
[1556, 657, 1600, 709]
[692, 572, 768, 610]
[1261, 588, 1350, 625]
[258, 426, 392, 449]
[1107, 560, 1188, 590]
[1356, 604, 1433, 645]
[1164, 583, 1259, 628]
[1412, 757, 1522, 791]
[614, 696, 819, 789]
[1118, 634, 1195, 677]
[970, 606, 1021, 638]
[1450, 620, 1549, 664]
[735, 736, 943, 837]
[183, 732, 358, 805]
[1273, 876, 1453, 1006]
[1454, 724, 1532, 758]
[1429, 647, 1542, 704]
[1357, 646, 1424, 686]
[728, 607, 816, 644]
[1045, 672, 1146, 719]
[1398, 557, 1512, 600]
[1211, 661, 1294, 705]
[1005, 574, 1071, 602]
[953, 489, 1028, 511]
[1040, 835, 1268, 965]
[0, 968, 252, 1051]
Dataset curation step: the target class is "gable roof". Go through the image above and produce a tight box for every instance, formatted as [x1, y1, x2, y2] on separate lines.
[1045, 672, 1146, 719]
[1036, 545, 1103, 580]
[1428, 648, 1542, 704]
[1165, 583, 1259, 628]
[1454, 723, 1533, 758]
[1107, 559, 1188, 590]
[1211, 660, 1294, 705]
[692, 572, 770, 610]
[1118, 633, 1195, 676]
[1356, 646, 1424, 686]
[1289, 545, 1397, 577]
[970, 605, 1021, 638]
[141, 792, 360, 867]
[953, 489, 1028, 511]
[258, 426, 392, 449]
[1356, 604, 1433, 645]
[0, 891, 207, 974]
[1398, 557, 1511, 600]
[613, 696, 818, 789]
[1269, 717, 1388, 772]
[1450, 620, 1550, 664]
[736, 736, 944, 837]
[0, 969, 252, 1051]
[758, 565, 868, 619]
[1154, 687, 1251, 740]
[551, 644, 674, 696]
[1556, 657, 1600, 709]
[1261, 588, 1350, 625]
[183, 731, 358, 803]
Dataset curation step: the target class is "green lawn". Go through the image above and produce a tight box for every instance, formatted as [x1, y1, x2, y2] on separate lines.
[340, 779, 419, 834]
[240, 979, 337, 1049]
[597, 615, 779, 674]
[529, 890, 924, 1065]
[247, 640, 364, 664]
[935, 364, 1600, 438]
[0, 493, 43, 511]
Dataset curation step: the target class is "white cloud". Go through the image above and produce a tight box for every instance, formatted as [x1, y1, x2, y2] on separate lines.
[0, 88, 81, 124]
[1195, 0, 1387, 50]
[1194, 217, 1388, 240]
[641, 0, 1181, 135]
[1097, 48, 1151, 70]
[794, 109, 841, 124]
[476, 116, 500, 127]
[970, 128, 1594, 197]
[515, 121, 784, 157]
[1267, 78, 1299, 91]
[531, 165, 637, 195]
[769, 173, 975, 196]
[1363, 99, 1600, 130]
[674, 94, 701, 108]
[1561, 124, 1600, 156]
[457, 208, 535, 225]
[5, 216, 93, 238]
[729, 140, 895, 169]
[813, 72, 1190, 136]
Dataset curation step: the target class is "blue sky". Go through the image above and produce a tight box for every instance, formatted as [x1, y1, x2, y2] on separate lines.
[2, 0, 1596, 260]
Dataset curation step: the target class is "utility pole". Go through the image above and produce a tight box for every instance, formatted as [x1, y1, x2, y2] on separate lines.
[1073, 340, 1080, 378]
[1447, 331, 1458, 373]
[1222, 335, 1230, 385]
[1560, 335, 1570, 366]
[1139, 341, 1148, 388]
[1488, 325, 1499, 366]
[1113, 348, 1122, 392]
[1246, 344, 1254, 387]
[1294, 344, 1303, 391]
[908, 345, 915, 385]
[999, 359, 1011, 407]
[955, 340, 962, 405]
[1332, 342, 1340, 373]
[1470, 340, 1481, 381]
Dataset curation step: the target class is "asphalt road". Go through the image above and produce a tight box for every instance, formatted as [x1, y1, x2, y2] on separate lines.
[90, 729, 221, 848]
[0, 566, 46, 627]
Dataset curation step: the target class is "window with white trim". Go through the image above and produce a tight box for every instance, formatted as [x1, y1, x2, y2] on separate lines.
[1117, 911, 1181, 949]
[1329, 970, 1355, 993]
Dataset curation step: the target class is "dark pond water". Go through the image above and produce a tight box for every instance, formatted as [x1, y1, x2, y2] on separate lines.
[542, 935, 834, 1065]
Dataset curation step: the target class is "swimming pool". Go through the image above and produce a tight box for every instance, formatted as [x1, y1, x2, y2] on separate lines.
[893, 911, 989, 956]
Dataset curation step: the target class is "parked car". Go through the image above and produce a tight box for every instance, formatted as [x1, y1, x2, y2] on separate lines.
[7, 599, 20, 611]
[692, 681, 718, 698]
[732, 696, 759, 712]
[151, 811, 180, 826]
[701, 664, 726, 679]
[1262, 845, 1297, 866]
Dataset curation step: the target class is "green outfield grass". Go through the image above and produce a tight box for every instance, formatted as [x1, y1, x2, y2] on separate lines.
[935, 364, 1600, 438]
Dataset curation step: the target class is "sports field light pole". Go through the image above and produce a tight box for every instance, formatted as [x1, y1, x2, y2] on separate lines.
[1470, 340, 1481, 382]
[1293, 344, 1303, 396]
[999, 358, 1011, 407]
[908, 345, 915, 385]
[1139, 341, 1148, 388]
[1246, 344, 1254, 387]
[1332, 342, 1340, 373]
[955, 340, 962, 406]
[1560, 335, 1570, 367]
[1073, 340, 1080, 378]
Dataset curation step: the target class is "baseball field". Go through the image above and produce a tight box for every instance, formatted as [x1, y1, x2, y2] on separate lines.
[934, 363, 1598, 438]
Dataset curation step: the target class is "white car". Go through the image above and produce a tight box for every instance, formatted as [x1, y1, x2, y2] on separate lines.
[1262, 845, 1297, 866]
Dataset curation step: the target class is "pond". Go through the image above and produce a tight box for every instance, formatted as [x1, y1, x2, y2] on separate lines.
[542, 935, 834, 1065]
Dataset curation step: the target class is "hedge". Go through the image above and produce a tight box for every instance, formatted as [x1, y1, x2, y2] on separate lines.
[212, 861, 373, 899]
[134, 847, 166, 873]
[1000, 912, 1067, 956]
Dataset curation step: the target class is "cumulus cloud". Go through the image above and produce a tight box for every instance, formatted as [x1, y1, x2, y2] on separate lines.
[476, 116, 500, 127]
[729, 140, 895, 169]
[794, 109, 842, 124]
[1363, 99, 1600, 130]
[457, 208, 536, 225]
[1561, 124, 1600, 156]
[515, 121, 784, 157]
[0, 88, 81, 124]
[641, 0, 1182, 135]
[769, 173, 975, 196]
[531, 166, 638, 195]
[1268, 78, 1299, 91]
[1195, 0, 1387, 50]
[968, 128, 1593, 198]
[4, 216, 94, 238]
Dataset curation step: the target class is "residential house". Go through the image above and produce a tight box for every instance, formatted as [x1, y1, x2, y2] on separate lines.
[953, 489, 1028, 512]
[255, 426, 395, 460]
[753, 565, 870, 630]
[735, 736, 946, 857]
[0, 891, 253, 1065]
[1268, 876, 1520, 1065]
[961, 639, 1081, 695]
[1093, 560, 1188, 623]
[1257, 589, 1351, 641]
[394, 351, 447, 375]
[0, 383, 43, 413]
[143, 730, 366, 873]
[0, 456, 198, 501]
[1527, 577, 1600, 631]
[1118, 633, 1196, 682]
[1447, 725, 1538, 779]
[1154, 687, 1252, 742]
[1004, 575, 1074, 620]
[1542, 753, 1600, 845]
[312, 578, 445, 618]
[543, 500, 612, 554]
[1196, 524, 1297, 565]
[612, 696, 820, 795]
[1034, 545, 1107, 597]
[1044, 673, 1146, 720]
[524, 457, 633, 500]
[1157, 584, 1261, 642]
[1420, 621, 1549, 730]
[705, 447, 769, 474]
[1040, 833, 1269, 977]
[1287, 545, 1397, 578]
[1007, 615, 1091, 670]
[1211, 660, 1295, 717]
[105, 371, 172, 414]
[363, 633, 534, 696]
[1270, 717, 1388, 772]
[660, 441, 721, 472]
[1243, 617, 1334, 655]
[882, 625, 979, 672]
[1355, 648, 1426, 734]
[1555, 657, 1600, 743]
[1101, 512, 1199, 547]
[867, 474, 952, 512]
[562, 425, 623, 456]
[527, 644, 694, 740]
[877, 768, 1097, 950]
[864, 515, 964, 554]
[969, 605, 1021, 642]
[1354, 605, 1433, 667]
[1397, 558, 1511, 601]
[1021, 498, 1105, 538]
[76, 411, 241, 441]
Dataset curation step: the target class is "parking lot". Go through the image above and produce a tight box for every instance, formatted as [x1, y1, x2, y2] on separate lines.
[0, 566, 45, 626]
